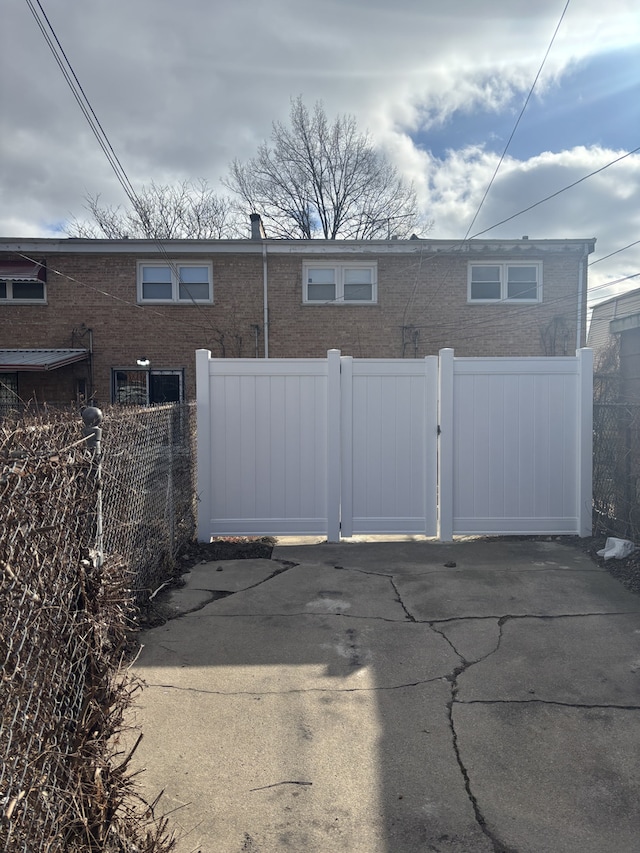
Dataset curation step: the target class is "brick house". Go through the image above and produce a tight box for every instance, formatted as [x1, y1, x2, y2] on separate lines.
[588, 287, 640, 402]
[0, 225, 594, 408]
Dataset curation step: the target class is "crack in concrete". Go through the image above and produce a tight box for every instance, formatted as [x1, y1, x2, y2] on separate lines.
[428, 610, 640, 624]
[389, 576, 417, 622]
[143, 675, 450, 697]
[438, 616, 514, 852]
[155, 560, 639, 851]
[458, 698, 640, 711]
[168, 561, 298, 618]
[446, 681, 518, 853]
[186, 611, 409, 623]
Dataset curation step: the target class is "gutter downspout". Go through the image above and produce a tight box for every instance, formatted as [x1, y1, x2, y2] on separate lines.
[577, 244, 588, 351]
[262, 241, 269, 358]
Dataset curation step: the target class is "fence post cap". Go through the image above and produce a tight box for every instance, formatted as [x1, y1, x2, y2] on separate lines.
[82, 406, 103, 427]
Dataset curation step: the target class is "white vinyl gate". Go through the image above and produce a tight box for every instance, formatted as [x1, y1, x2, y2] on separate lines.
[196, 348, 592, 541]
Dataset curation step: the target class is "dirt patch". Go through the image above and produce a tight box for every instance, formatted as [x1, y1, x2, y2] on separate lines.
[581, 535, 640, 596]
[179, 536, 276, 564]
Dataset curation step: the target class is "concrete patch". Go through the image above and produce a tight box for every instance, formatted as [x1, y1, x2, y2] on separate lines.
[137, 614, 459, 692]
[178, 558, 280, 592]
[131, 679, 493, 853]
[202, 562, 408, 621]
[396, 565, 640, 621]
[454, 702, 640, 853]
[157, 559, 282, 618]
[130, 539, 640, 852]
[458, 613, 640, 705]
[272, 539, 600, 574]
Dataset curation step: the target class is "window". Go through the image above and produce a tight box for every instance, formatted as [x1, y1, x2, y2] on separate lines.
[0, 261, 46, 303]
[303, 262, 377, 304]
[137, 262, 212, 303]
[468, 263, 541, 303]
[112, 369, 184, 405]
[0, 373, 19, 404]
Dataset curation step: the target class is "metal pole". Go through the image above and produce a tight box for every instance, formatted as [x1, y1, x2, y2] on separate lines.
[82, 406, 104, 568]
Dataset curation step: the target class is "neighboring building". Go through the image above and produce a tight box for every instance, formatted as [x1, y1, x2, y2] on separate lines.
[589, 287, 640, 402]
[0, 227, 594, 407]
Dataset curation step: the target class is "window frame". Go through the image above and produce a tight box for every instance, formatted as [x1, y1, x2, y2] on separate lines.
[136, 261, 213, 304]
[0, 279, 47, 304]
[467, 262, 542, 304]
[302, 261, 378, 305]
[111, 367, 184, 405]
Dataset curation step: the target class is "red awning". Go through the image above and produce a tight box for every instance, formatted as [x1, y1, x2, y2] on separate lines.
[0, 349, 89, 371]
[0, 261, 46, 281]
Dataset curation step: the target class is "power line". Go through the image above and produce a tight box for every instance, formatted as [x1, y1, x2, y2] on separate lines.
[19, 0, 640, 356]
[462, 0, 572, 240]
[24, 0, 140, 213]
[589, 239, 640, 267]
[468, 145, 640, 239]
[23, 0, 233, 340]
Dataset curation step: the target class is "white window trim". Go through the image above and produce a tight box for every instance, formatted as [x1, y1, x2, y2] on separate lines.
[137, 261, 213, 304]
[302, 261, 378, 305]
[467, 261, 543, 304]
[0, 279, 47, 304]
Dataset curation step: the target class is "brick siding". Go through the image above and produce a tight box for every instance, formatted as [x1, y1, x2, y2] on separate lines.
[0, 240, 589, 404]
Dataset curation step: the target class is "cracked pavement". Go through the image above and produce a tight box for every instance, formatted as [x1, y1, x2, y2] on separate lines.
[130, 540, 640, 852]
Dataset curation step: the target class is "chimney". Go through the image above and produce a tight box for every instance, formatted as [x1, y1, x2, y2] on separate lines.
[250, 213, 266, 240]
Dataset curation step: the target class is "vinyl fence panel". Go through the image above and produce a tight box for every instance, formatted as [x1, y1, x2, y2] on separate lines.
[196, 350, 332, 537]
[341, 357, 438, 536]
[197, 348, 592, 541]
[443, 350, 593, 536]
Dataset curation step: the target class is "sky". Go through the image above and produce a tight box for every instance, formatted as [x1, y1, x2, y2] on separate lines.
[1, 0, 639, 313]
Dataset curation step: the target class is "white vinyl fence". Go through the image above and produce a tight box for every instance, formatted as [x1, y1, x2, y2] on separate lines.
[196, 348, 592, 541]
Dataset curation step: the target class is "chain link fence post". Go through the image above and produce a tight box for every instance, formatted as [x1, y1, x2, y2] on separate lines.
[82, 405, 104, 568]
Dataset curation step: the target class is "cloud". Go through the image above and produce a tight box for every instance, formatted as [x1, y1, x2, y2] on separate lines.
[403, 143, 640, 303]
[2, 0, 639, 304]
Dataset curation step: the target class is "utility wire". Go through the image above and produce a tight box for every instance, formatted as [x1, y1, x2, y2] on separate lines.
[20, 0, 640, 352]
[462, 0, 572, 241]
[589, 239, 640, 267]
[25, 0, 140, 214]
[468, 145, 640, 239]
[23, 0, 225, 336]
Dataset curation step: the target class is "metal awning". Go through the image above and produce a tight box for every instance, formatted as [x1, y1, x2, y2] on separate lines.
[0, 261, 46, 281]
[0, 349, 90, 371]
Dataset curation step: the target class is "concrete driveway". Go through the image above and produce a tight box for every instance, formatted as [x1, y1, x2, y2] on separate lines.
[130, 539, 640, 853]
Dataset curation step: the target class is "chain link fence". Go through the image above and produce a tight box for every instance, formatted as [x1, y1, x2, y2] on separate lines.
[101, 403, 196, 609]
[1, 403, 196, 851]
[593, 403, 640, 542]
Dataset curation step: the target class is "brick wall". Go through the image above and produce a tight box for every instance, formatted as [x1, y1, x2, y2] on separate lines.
[0, 244, 586, 403]
[267, 248, 584, 358]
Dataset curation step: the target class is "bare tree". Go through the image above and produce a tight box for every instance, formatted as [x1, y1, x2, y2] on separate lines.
[66, 179, 243, 239]
[225, 97, 425, 239]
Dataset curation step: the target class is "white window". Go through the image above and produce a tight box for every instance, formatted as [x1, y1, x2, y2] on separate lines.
[468, 263, 542, 303]
[137, 262, 213, 303]
[303, 262, 377, 304]
[0, 261, 46, 303]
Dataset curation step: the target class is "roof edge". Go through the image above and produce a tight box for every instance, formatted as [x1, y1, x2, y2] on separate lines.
[0, 237, 597, 256]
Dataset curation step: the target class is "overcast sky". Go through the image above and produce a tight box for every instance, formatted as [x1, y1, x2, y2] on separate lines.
[1, 0, 639, 310]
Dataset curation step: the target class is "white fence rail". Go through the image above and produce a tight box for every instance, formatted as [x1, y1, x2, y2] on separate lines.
[196, 348, 592, 541]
